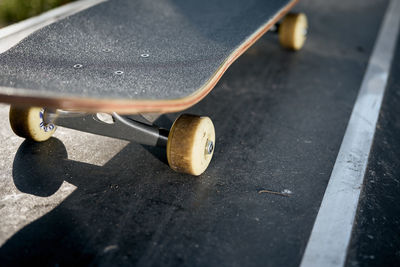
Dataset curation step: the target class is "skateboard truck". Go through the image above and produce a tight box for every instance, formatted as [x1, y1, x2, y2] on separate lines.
[43, 110, 169, 147]
[9, 106, 215, 176]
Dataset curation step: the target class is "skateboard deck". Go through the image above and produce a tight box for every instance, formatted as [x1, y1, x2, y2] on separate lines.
[0, 0, 298, 114]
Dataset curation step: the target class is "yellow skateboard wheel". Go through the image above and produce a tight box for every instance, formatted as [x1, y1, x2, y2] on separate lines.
[167, 114, 215, 176]
[9, 106, 56, 142]
[279, 13, 308, 51]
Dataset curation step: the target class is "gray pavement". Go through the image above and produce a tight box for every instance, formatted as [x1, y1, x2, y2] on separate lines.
[345, 29, 400, 267]
[0, 0, 396, 266]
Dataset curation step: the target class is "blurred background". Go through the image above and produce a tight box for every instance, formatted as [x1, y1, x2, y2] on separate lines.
[0, 0, 76, 27]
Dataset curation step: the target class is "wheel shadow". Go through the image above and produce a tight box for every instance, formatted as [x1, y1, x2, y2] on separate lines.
[0, 137, 211, 266]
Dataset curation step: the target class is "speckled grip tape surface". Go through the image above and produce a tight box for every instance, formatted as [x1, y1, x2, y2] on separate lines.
[0, 0, 291, 101]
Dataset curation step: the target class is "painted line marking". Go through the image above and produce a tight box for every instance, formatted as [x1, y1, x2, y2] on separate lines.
[300, 0, 400, 266]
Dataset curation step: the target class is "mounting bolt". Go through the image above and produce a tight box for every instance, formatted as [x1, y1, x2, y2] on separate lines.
[205, 140, 214, 155]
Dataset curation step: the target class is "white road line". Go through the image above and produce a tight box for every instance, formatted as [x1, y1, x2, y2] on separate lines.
[300, 0, 400, 266]
[0, 0, 106, 53]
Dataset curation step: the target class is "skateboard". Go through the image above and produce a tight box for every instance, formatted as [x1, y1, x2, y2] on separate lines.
[0, 0, 307, 175]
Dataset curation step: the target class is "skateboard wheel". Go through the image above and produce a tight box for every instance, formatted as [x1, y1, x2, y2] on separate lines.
[167, 114, 215, 176]
[9, 106, 56, 142]
[279, 13, 308, 51]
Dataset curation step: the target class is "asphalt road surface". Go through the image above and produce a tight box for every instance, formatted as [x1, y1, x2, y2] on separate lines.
[0, 0, 399, 266]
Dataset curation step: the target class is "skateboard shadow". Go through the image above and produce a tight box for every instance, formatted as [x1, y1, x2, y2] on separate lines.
[0, 34, 298, 265]
[1, 136, 214, 265]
